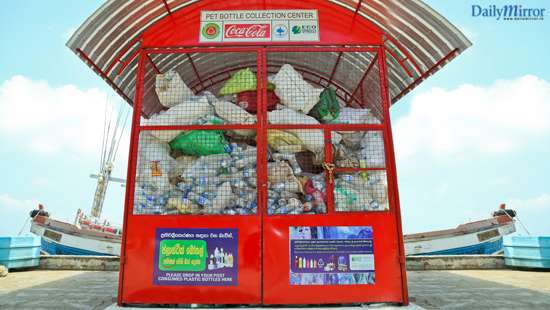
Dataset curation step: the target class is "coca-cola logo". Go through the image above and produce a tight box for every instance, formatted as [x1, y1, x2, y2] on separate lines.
[224, 24, 271, 39]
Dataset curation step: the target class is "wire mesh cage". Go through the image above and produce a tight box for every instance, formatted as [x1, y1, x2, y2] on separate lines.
[333, 171, 389, 212]
[267, 129, 327, 215]
[132, 48, 390, 216]
[134, 130, 258, 215]
[134, 51, 260, 216]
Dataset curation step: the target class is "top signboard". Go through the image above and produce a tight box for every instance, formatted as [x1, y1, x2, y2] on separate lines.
[199, 10, 320, 43]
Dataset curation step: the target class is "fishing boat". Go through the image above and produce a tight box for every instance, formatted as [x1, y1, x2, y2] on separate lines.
[404, 205, 517, 255]
[30, 209, 121, 256]
[29, 101, 128, 256]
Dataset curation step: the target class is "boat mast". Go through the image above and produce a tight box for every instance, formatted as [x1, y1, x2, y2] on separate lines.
[89, 97, 129, 220]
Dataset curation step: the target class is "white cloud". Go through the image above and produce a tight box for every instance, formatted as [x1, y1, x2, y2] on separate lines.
[509, 194, 550, 211]
[394, 75, 550, 159]
[0, 75, 130, 157]
[0, 194, 39, 211]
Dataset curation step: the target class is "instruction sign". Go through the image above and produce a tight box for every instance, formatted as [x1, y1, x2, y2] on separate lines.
[153, 228, 238, 286]
[200, 10, 320, 43]
[289, 226, 375, 285]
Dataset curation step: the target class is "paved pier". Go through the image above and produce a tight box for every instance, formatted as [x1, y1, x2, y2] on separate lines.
[1, 270, 549, 309]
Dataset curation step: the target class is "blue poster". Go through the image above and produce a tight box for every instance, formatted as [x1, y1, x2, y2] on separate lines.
[289, 226, 375, 285]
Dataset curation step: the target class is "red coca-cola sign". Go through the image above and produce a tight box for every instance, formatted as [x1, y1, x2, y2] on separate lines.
[224, 23, 271, 39]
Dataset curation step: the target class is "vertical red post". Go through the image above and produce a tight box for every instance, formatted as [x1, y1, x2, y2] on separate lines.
[256, 49, 268, 300]
[324, 129, 335, 214]
[377, 45, 409, 305]
[117, 50, 146, 306]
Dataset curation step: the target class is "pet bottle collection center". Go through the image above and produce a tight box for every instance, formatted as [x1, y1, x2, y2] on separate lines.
[68, 0, 470, 306]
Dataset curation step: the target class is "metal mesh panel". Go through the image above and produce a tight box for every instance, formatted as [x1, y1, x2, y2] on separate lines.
[361, 59, 384, 120]
[142, 52, 260, 117]
[265, 51, 383, 125]
[334, 171, 389, 212]
[134, 130, 258, 215]
[334, 130, 385, 169]
[134, 51, 260, 216]
[134, 49, 391, 216]
[267, 130, 327, 215]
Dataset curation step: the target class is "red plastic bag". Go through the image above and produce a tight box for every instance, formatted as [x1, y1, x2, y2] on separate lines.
[237, 90, 279, 113]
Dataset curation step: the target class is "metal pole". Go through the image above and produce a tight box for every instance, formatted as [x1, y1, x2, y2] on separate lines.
[378, 45, 409, 306]
[117, 49, 146, 306]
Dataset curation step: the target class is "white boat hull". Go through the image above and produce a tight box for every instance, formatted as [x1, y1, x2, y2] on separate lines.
[31, 222, 120, 256]
[405, 222, 516, 255]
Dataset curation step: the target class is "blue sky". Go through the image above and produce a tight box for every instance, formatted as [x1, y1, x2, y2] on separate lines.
[0, 1, 549, 237]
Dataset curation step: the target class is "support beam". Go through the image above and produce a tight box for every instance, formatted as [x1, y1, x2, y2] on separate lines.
[147, 54, 161, 74]
[186, 54, 205, 89]
[328, 51, 343, 84]
[105, 36, 142, 76]
[161, 0, 172, 16]
[393, 48, 459, 102]
[346, 53, 379, 106]
[354, 0, 364, 15]
[76, 48, 132, 104]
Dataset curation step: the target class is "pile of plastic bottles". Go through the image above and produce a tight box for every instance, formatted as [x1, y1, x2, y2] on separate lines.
[267, 172, 327, 215]
[135, 143, 257, 215]
[134, 64, 389, 216]
[333, 171, 388, 212]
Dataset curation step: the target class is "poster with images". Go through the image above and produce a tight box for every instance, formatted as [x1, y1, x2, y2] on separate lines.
[289, 226, 375, 285]
[153, 228, 238, 286]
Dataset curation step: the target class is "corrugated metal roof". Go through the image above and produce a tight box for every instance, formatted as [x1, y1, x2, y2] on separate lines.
[67, 0, 471, 111]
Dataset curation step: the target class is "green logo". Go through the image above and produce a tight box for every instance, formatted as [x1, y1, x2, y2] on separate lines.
[202, 23, 220, 39]
[158, 240, 207, 271]
[292, 26, 302, 34]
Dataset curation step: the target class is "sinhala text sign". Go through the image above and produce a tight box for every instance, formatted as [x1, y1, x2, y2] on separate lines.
[154, 228, 238, 286]
[200, 10, 320, 43]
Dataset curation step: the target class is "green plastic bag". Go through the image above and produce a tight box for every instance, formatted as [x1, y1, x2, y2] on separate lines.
[169, 130, 229, 157]
[309, 87, 340, 122]
[219, 68, 257, 95]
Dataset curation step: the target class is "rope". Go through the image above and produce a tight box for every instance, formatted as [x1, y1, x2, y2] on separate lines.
[502, 210, 531, 236]
[322, 162, 336, 183]
[17, 217, 30, 236]
[112, 105, 130, 164]
[99, 96, 109, 170]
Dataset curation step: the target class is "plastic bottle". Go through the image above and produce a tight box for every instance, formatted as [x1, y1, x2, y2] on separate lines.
[272, 153, 303, 175]
[208, 255, 215, 270]
[212, 182, 234, 212]
[214, 247, 220, 267]
[287, 198, 301, 211]
[227, 253, 233, 267]
[188, 192, 212, 209]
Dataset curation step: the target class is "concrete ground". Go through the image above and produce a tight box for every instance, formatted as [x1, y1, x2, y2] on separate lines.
[1, 270, 549, 309]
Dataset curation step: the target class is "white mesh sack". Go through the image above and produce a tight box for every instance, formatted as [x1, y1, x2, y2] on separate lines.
[142, 97, 214, 142]
[272, 64, 322, 114]
[155, 70, 195, 108]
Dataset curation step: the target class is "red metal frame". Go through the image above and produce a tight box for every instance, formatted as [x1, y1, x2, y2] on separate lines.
[378, 46, 409, 305]
[119, 44, 409, 306]
[117, 52, 147, 305]
[393, 48, 460, 102]
[118, 2, 408, 305]
[346, 53, 379, 106]
[76, 48, 133, 104]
